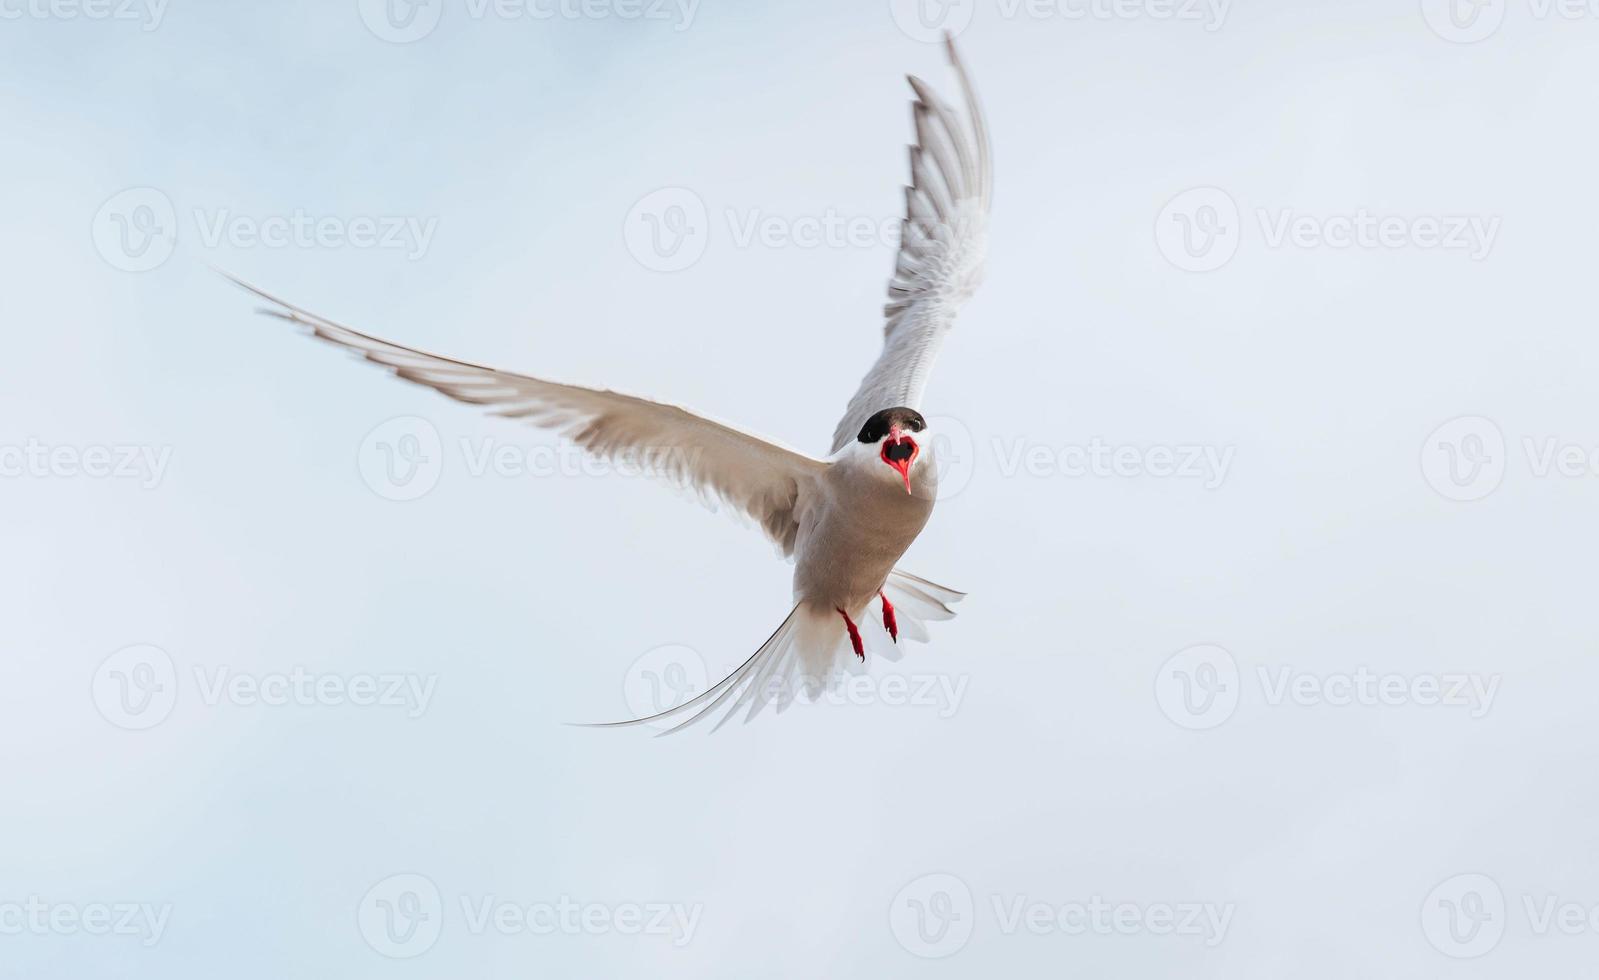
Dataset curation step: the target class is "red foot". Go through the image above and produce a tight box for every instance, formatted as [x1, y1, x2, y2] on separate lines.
[837, 608, 864, 662]
[880, 591, 898, 644]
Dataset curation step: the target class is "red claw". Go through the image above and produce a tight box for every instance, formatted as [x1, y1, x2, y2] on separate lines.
[880, 591, 898, 643]
[837, 608, 865, 662]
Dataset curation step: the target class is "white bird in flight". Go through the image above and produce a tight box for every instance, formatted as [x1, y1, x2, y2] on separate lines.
[230, 34, 991, 733]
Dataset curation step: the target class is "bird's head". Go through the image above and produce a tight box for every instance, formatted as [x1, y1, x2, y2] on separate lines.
[855, 406, 930, 495]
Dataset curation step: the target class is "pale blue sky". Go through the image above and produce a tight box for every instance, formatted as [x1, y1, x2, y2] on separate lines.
[5, 1, 1599, 976]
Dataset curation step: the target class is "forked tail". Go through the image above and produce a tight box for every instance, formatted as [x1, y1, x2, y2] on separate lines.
[578, 569, 965, 735]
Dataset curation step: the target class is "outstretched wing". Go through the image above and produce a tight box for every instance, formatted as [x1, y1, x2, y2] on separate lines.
[831, 33, 992, 453]
[228, 276, 827, 555]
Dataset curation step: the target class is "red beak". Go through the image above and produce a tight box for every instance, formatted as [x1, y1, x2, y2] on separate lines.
[880, 426, 919, 494]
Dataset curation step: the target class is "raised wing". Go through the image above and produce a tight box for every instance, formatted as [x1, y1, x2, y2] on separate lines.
[228, 276, 827, 555]
[831, 33, 992, 453]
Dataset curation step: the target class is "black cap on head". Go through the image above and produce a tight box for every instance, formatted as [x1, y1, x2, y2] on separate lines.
[856, 407, 926, 444]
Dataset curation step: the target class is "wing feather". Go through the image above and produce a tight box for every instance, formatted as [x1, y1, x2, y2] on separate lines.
[831, 34, 992, 452]
[226, 275, 827, 554]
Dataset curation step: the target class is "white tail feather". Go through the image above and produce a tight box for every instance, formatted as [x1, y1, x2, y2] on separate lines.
[579, 569, 964, 734]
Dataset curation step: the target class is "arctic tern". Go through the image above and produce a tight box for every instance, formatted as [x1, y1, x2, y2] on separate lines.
[229, 34, 991, 732]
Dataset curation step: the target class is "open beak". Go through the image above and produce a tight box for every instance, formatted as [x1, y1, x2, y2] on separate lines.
[880, 427, 919, 494]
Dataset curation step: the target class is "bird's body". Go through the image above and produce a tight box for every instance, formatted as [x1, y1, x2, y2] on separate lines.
[230, 34, 991, 732]
[795, 443, 936, 616]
